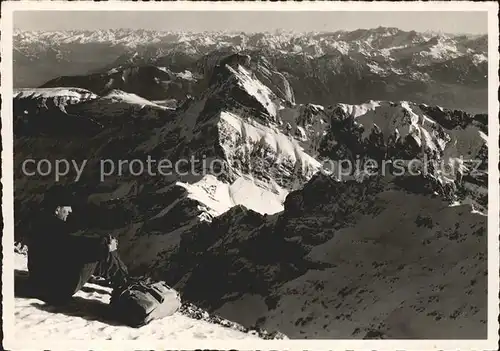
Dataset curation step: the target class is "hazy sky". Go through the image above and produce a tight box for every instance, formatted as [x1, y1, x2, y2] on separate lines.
[14, 11, 488, 35]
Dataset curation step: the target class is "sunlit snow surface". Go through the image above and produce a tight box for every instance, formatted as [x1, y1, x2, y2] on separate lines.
[14, 253, 260, 340]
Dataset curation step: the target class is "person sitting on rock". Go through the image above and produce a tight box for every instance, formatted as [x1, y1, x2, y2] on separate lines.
[26, 186, 130, 305]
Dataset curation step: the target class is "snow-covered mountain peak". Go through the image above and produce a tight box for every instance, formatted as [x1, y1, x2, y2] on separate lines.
[100, 89, 165, 107]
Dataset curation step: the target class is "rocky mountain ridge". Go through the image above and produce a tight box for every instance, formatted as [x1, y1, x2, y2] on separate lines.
[15, 27, 487, 113]
[14, 27, 486, 58]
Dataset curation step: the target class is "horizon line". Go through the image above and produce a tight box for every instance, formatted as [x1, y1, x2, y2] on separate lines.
[12, 26, 487, 37]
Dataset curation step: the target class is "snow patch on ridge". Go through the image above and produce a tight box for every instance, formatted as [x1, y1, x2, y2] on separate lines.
[177, 70, 196, 81]
[423, 38, 460, 60]
[101, 90, 166, 108]
[367, 62, 387, 75]
[339, 100, 382, 118]
[14, 87, 98, 106]
[68, 90, 169, 119]
[227, 65, 279, 119]
[220, 111, 321, 171]
[472, 54, 487, 65]
[177, 174, 287, 215]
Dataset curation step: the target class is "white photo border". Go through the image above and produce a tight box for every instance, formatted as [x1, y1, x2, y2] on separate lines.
[2, 1, 499, 350]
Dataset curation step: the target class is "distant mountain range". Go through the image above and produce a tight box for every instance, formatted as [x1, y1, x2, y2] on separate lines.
[14, 27, 488, 113]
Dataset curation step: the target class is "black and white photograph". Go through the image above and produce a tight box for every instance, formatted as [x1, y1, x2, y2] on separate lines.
[2, 1, 499, 349]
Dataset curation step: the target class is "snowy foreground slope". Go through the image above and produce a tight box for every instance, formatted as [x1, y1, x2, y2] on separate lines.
[14, 252, 280, 340]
